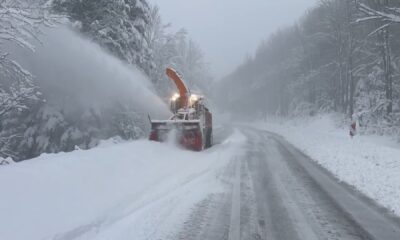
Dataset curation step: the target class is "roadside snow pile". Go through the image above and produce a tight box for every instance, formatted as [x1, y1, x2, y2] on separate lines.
[0, 130, 246, 240]
[258, 114, 400, 216]
[0, 158, 15, 166]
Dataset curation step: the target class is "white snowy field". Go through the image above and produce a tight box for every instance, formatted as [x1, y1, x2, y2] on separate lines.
[256, 114, 400, 217]
[0, 130, 246, 240]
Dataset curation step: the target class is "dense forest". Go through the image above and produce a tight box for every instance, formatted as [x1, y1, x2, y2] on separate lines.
[0, 0, 211, 161]
[218, 0, 400, 137]
[3, 0, 400, 161]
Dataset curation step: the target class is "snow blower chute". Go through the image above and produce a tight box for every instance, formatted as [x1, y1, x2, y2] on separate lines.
[149, 68, 213, 151]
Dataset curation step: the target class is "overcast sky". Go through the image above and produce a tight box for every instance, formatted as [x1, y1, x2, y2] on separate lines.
[149, 0, 318, 79]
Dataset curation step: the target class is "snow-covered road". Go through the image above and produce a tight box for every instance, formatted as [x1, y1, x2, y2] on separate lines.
[1, 126, 400, 240]
[178, 127, 400, 240]
[0, 127, 244, 240]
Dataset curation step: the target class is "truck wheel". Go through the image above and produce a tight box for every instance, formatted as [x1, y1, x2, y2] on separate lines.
[201, 131, 206, 151]
[209, 129, 213, 147]
[205, 129, 212, 148]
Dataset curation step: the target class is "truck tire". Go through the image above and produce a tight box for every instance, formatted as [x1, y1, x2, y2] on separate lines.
[209, 129, 213, 147]
[205, 129, 213, 148]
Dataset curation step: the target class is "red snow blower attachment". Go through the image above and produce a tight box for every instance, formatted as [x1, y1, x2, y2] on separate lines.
[149, 68, 213, 151]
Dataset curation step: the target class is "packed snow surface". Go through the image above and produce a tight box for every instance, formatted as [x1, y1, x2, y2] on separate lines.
[0, 130, 246, 240]
[257, 114, 400, 216]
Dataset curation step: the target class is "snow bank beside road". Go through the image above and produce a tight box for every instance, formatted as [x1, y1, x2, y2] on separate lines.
[0, 158, 15, 166]
[0, 130, 246, 240]
[257, 115, 400, 216]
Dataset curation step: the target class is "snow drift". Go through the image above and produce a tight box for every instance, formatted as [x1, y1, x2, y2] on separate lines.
[0, 129, 246, 240]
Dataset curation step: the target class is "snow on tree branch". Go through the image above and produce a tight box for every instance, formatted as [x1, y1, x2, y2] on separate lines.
[0, 0, 60, 158]
[0, 0, 59, 118]
[357, 2, 400, 24]
[0, 0, 59, 50]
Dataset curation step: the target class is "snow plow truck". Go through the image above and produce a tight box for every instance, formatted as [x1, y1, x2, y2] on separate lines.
[149, 68, 213, 151]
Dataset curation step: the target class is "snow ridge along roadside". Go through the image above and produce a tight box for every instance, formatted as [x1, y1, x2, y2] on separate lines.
[0, 129, 247, 240]
[257, 115, 400, 218]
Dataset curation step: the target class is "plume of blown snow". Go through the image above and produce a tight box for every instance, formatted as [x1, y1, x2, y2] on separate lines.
[6, 24, 169, 119]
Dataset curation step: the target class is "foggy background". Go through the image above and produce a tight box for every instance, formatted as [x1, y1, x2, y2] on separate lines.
[150, 0, 318, 78]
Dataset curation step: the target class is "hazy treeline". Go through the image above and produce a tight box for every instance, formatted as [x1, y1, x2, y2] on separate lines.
[218, 0, 400, 136]
[0, 0, 210, 161]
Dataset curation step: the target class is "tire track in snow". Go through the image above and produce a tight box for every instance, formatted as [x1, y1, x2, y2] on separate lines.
[228, 157, 241, 240]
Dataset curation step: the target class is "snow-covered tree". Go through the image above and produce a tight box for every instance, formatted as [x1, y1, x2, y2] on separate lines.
[219, 0, 400, 137]
[0, 0, 56, 118]
[144, 5, 212, 97]
[358, 1, 400, 24]
[0, 0, 58, 158]
[112, 103, 147, 140]
[172, 34, 213, 94]
[53, 0, 153, 74]
[356, 0, 399, 115]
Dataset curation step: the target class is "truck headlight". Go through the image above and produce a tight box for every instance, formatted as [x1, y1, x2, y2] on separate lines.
[171, 93, 180, 101]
